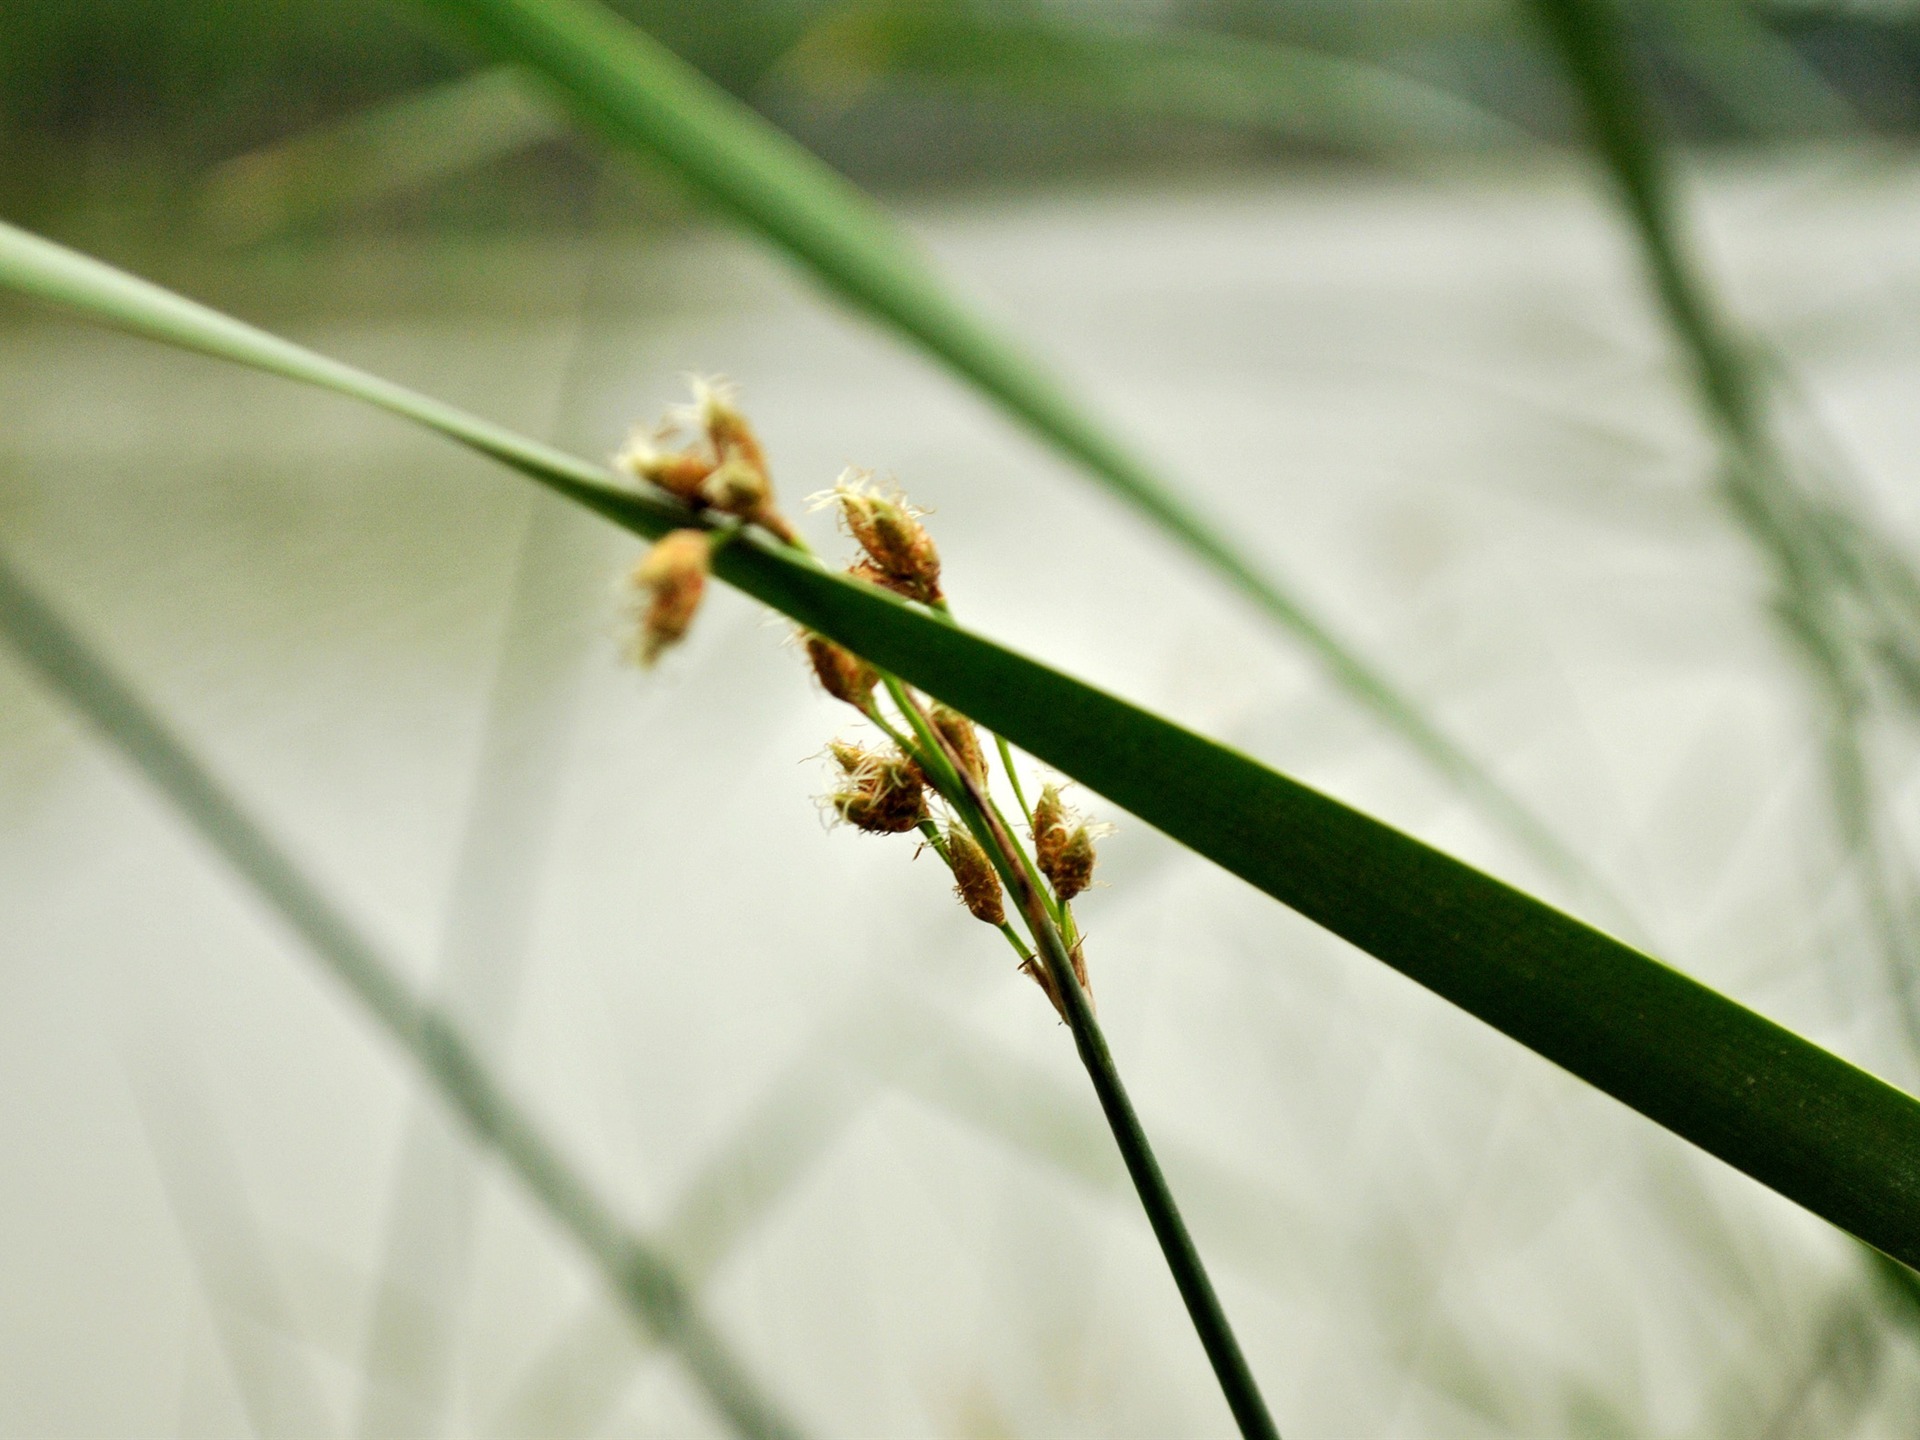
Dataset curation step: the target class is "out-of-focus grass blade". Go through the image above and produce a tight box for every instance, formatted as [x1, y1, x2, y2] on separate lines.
[777, 5, 1530, 158]
[408, 0, 1591, 888]
[131, 1060, 338, 1439]
[1637, 0, 1859, 140]
[354, 496, 603, 1440]
[201, 68, 564, 243]
[9, 225, 1920, 1275]
[494, 1045, 871, 1440]
[0, 548, 807, 1440]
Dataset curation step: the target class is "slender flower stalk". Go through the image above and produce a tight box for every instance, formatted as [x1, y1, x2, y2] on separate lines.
[616, 379, 1281, 1439]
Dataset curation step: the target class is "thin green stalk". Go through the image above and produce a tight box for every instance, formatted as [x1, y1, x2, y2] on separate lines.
[0, 550, 809, 1440]
[883, 674, 1064, 931]
[993, 732, 1034, 828]
[897, 685, 1281, 1440]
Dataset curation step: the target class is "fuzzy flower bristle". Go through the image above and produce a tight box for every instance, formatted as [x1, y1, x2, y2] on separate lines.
[825, 740, 926, 834]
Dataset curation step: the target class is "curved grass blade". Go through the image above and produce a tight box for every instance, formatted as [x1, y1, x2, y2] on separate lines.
[7, 224, 1920, 1275]
[776, 6, 1530, 158]
[0, 548, 808, 1440]
[200, 67, 563, 244]
[407, 0, 1592, 889]
[1636, 0, 1859, 140]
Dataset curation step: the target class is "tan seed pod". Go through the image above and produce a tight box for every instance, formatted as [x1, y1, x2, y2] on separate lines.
[1031, 783, 1099, 901]
[944, 823, 1005, 926]
[627, 529, 711, 666]
[700, 447, 772, 518]
[614, 427, 714, 503]
[815, 470, 943, 604]
[803, 633, 878, 709]
[931, 703, 987, 783]
[828, 743, 926, 834]
[692, 378, 771, 484]
[1046, 826, 1097, 902]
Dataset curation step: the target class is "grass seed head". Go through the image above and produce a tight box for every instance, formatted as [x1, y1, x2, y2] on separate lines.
[944, 823, 1005, 926]
[614, 424, 713, 503]
[700, 447, 772, 518]
[813, 469, 942, 604]
[627, 529, 712, 666]
[931, 703, 987, 783]
[803, 632, 877, 709]
[827, 741, 926, 834]
[623, 378, 796, 541]
[1032, 783, 1101, 901]
[686, 375, 770, 483]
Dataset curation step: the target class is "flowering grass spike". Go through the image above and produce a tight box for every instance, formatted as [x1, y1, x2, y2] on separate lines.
[613, 379, 1278, 1440]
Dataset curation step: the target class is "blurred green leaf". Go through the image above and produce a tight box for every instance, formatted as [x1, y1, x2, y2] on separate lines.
[776, 4, 1531, 157]
[200, 67, 563, 242]
[8, 220, 1920, 1276]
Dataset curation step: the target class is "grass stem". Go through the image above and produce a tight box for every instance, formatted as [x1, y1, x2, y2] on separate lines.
[889, 681, 1281, 1440]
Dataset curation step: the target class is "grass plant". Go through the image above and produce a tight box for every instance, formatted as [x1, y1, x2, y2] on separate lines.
[11, 215, 1920, 1436]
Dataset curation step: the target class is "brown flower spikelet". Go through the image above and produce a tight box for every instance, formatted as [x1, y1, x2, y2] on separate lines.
[697, 383, 770, 484]
[615, 429, 713, 503]
[1032, 783, 1098, 901]
[829, 741, 926, 834]
[944, 823, 1005, 925]
[620, 380, 796, 542]
[820, 471, 942, 604]
[931, 703, 987, 783]
[845, 557, 922, 602]
[629, 529, 710, 665]
[700, 448, 771, 518]
[803, 633, 877, 709]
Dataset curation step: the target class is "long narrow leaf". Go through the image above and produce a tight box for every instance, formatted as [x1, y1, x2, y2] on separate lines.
[201, 67, 563, 243]
[6, 222, 1920, 1272]
[778, 7, 1529, 157]
[408, 0, 1587, 884]
[0, 541, 806, 1440]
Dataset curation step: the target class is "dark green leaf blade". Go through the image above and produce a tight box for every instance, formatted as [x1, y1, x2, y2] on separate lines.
[711, 530, 1920, 1270]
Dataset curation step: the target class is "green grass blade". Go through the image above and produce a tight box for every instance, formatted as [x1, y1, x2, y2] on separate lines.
[200, 67, 563, 243]
[131, 1063, 339, 1438]
[777, 6, 1530, 157]
[355, 496, 603, 1440]
[1636, 0, 1860, 140]
[8, 223, 1920, 1275]
[0, 548, 809, 1440]
[407, 0, 1588, 887]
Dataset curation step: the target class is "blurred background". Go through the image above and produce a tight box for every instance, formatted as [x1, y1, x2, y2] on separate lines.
[5, 0, 1920, 1435]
